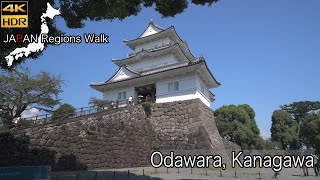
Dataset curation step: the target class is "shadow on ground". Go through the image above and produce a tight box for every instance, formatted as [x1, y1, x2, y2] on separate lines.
[50, 170, 162, 180]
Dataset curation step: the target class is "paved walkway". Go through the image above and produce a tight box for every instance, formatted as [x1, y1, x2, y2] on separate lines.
[50, 167, 320, 180]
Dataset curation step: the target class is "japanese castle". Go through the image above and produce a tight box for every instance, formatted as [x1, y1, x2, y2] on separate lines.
[90, 21, 220, 107]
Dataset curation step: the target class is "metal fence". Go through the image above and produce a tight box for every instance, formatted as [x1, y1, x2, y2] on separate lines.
[16, 98, 154, 127]
[18, 106, 98, 126]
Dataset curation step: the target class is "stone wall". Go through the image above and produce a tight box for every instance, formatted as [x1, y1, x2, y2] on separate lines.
[0, 99, 229, 171]
[150, 99, 229, 160]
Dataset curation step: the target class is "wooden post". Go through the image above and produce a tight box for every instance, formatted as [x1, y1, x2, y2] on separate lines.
[95, 172, 97, 180]
[258, 171, 262, 179]
[191, 168, 192, 174]
[113, 171, 115, 178]
[128, 170, 130, 176]
[143, 169, 144, 176]
[205, 169, 207, 176]
[235, 170, 238, 178]
[177, 168, 179, 173]
[219, 169, 223, 177]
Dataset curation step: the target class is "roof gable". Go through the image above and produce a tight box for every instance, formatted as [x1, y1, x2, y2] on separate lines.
[108, 66, 140, 82]
[139, 21, 164, 38]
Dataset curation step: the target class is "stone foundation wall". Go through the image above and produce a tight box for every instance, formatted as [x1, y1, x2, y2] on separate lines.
[0, 99, 229, 171]
[151, 99, 228, 160]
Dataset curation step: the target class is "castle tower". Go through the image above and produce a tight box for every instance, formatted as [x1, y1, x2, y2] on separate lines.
[90, 21, 220, 107]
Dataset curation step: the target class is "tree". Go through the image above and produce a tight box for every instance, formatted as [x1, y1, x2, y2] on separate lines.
[270, 110, 299, 150]
[51, 104, 76, 120]
[88, 97, 112, 111]
[1, 0, 219, 69]
[281, 101, 320, 147]
[214, 104, 261, 149]
[0, 68, 63, 127]
[256, 138, 282, 150]
[300, 113, 320, 153]
[281, 101, 320, 123]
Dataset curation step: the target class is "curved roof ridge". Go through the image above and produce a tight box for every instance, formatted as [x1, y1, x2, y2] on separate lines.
[105, 66, 141, 83]
[124, 26, 173, 43]
[112, 43, 195, 67]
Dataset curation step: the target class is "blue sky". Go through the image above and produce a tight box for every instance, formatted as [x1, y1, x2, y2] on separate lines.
[22, 0, 320, 138]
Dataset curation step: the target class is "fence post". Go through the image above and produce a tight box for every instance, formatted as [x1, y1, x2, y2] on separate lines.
[143, 169, 144, 176]
[234, 170, 238, 178]
[205, 169, 207, 176]
[258, 171, 262, 179]
[128, 170, 130, 176]
[219, 169, 223, 177]
[77, 173, 79, 180]
[113, 171, 116, 178]
[191, 168, 192, 174]
[95, 172, 97, 180]
[177, 168, 179, 173]
[167, 168, 168, 174]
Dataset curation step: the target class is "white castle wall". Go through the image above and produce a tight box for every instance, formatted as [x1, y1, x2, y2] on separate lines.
[129, 54, 178, 72]
[103, 87, 135, 102]
[102, 72, 212, 107]
[155, 73, 211, 107]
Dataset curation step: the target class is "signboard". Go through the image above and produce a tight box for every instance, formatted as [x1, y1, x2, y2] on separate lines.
[0, 166, 50, 180]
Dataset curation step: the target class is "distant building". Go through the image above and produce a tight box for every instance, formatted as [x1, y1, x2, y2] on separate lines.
[90, 21, 220, 107]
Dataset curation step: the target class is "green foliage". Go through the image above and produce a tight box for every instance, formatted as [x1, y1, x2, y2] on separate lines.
[141, 101, 153, 111]
[281, 101, 320, 123]
[270, 110, 299, 150]
[88, 97, 112, 111]
[1, 0, 218, 68]
[301, 112, 320, 154]
[150, 141, 160, 151]
[0, 127, 9, 133]
[16, 120, 34, 129]
[214, 104, 260, 149]
[86, 126, 97, 136]
[280, 101, 320, 149]
[0, 68, 63, 128]
[257, 138, 282, 150]
[51, 104, 76, 121]
[60, 0, 218, 28]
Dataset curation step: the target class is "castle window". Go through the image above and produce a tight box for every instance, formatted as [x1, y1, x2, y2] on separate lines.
[201, 85, 205, 94]
[168, 82, 179, 92]
[118, 92, 126, 100]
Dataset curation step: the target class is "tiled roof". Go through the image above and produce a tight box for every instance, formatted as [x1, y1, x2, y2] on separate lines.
[90, 59, 206, 86]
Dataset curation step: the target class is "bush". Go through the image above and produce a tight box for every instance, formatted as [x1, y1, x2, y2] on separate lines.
[150, 141, 160, 151]
[88, 97, 112, 111]
[52, 104, 76, 121]
[86, 126, 96, 136]
[0, 127, 9, 133]
[141, 101, 153, 111]
[17, 120, 33, 129]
